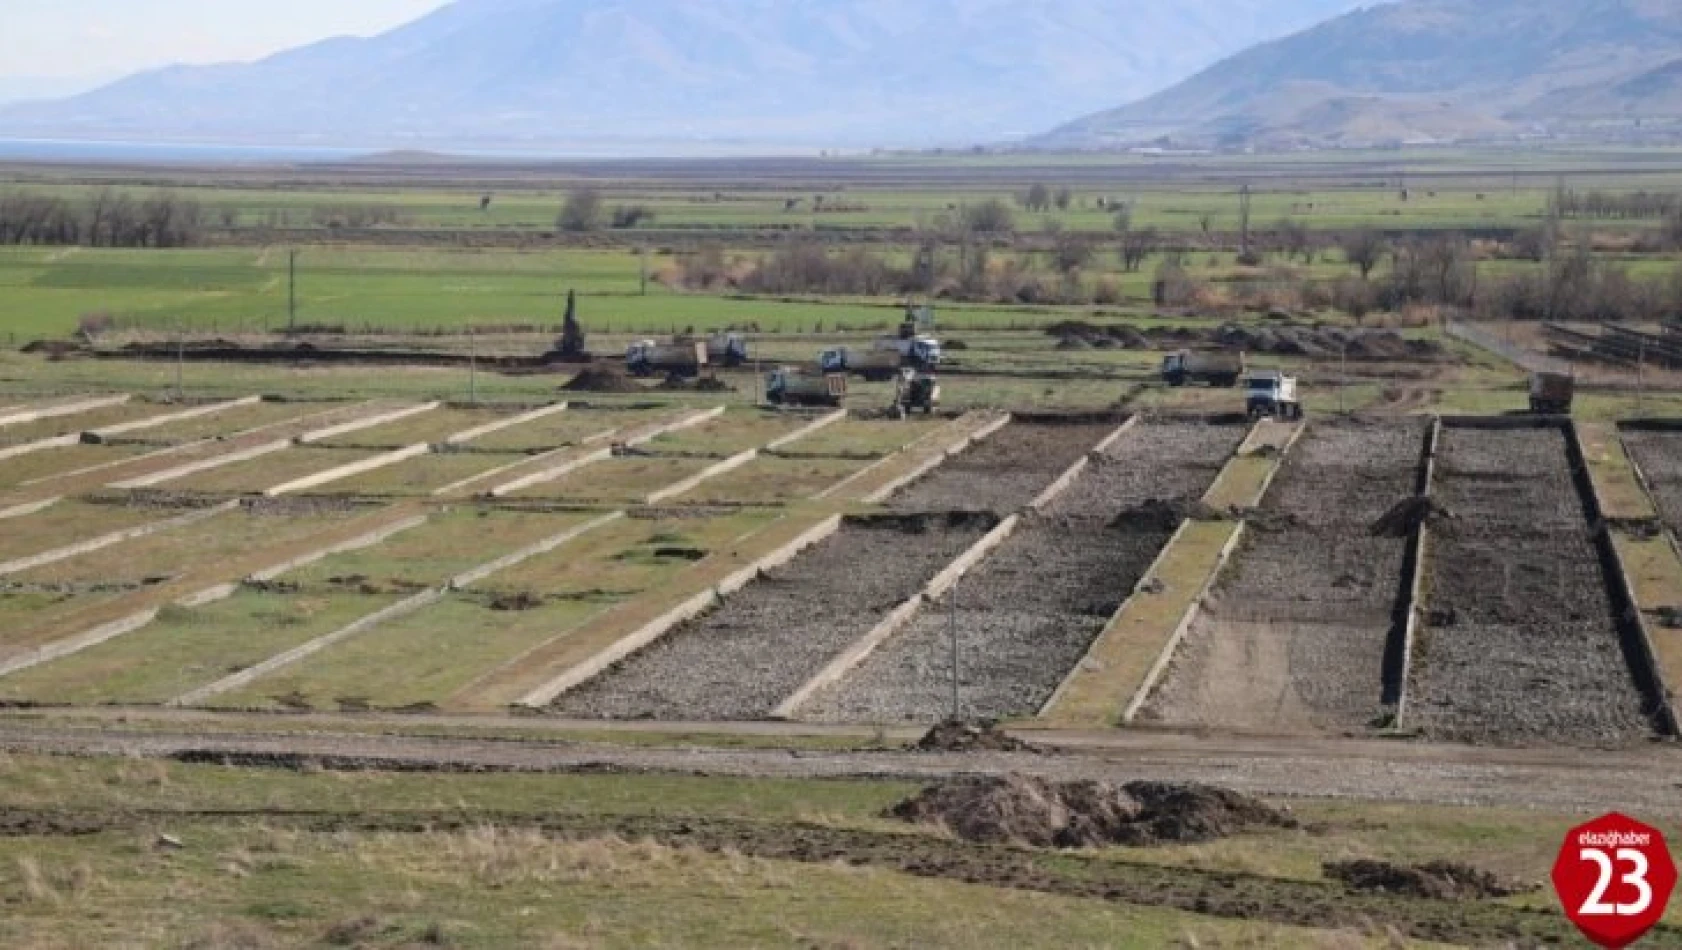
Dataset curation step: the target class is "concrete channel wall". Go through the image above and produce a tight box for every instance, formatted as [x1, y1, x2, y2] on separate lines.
[1564, 421, 1680, 737]
[1120, 523, 1248, 723]
[1387, 418, 1440, 727]
[0, 395, 130, 428]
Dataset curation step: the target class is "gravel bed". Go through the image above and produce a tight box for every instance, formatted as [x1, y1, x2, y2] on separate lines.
[802, 520, 1175, 722]
[887, 421, 1115, 514]
[807, 422, 1243, 723]
[1408, 427, 1655, 746]
[1620, 429, 1682, 529]
[1050, 421, 1245, 514]
[550, 514, 993, 721]
[1144, 420, 1425, 734]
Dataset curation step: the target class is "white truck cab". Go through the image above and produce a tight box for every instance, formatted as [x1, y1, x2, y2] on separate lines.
[1245, 371, 1302, 420]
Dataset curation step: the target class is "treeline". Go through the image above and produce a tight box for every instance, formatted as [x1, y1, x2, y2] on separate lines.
[1551, 187, 1682, 221]
[0, 190, 204, 248]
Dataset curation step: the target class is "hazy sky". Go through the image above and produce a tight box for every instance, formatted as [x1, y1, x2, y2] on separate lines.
[1, 0, 449, 80]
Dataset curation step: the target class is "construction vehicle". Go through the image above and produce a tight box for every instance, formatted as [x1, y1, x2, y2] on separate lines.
[626, 339, 707, 377]
[1529, 371, 1575, 414]
[1161, 349, 1244, 387]
[875, 318, 943, 368]
[765, 367, 847, 407]
[1245, 370, 1302, 420]
[677, 332, 749, 367]
[892, 367, 940, 417]
[820, 346, 905, 381]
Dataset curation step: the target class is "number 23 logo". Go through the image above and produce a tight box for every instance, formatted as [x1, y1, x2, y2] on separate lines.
[1579, 847, 1653, 917]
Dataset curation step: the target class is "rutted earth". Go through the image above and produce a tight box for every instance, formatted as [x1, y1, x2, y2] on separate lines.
[1409, 426, 1657, 745]
[1142, 420, 1426, 734]
[805, 422, 1245, 722]
[550, 513, 995, 720]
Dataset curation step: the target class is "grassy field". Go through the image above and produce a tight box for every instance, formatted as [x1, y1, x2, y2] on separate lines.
[0, 750, 1656, 947]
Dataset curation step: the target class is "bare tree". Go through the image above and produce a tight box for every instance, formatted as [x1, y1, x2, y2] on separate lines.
[960, 199, 1015, 235]
[1053, 187, 1073, 211]
[1048, 221, 1093, 274]
[558, 187, 604, 232]
[1276, 218, 1312, 263]
[1339, 229, 1387, 279]
[1119, 226, 1159, 273]
[1019, 183, 1051, 212]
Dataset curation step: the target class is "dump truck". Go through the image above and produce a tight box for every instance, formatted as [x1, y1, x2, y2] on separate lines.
[680, 332, 748, 367]
[892, 367, 940, 417]
[1162, 350, 1244, 387]
[765, 367, 847, 407]
[819, 346, 906, 382]
[626, 339, 707, 377]
[872, 332, 943, 368]
[1245, 371, 1302, 420]
[1529, 372, 1575, 414]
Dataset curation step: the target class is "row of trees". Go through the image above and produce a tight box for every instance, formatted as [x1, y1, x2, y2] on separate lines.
[0, 190, 205, 248]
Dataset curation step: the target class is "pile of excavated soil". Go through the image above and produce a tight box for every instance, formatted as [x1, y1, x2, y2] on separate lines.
[562, 366, 644, 393]
[888, 775, 1295, 848]
[1323, 860, 1533, 900]
[1108, 498, 1222, 532]
[1044, 321, 1456, 363]
[1369, 495, 1453, 538]
[914, 719, 1037, 753]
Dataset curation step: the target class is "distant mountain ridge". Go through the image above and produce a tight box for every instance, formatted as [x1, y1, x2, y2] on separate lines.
[1038, 0, 1682, 149]
[0, 0, 1363, 150]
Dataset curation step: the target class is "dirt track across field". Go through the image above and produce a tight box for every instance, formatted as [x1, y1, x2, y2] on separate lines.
[1, 717, 1680, 814]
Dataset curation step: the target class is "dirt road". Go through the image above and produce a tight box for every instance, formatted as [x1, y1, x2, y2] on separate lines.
[2, 716, 1678, 814]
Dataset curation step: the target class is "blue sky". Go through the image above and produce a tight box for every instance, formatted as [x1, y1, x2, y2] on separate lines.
[0, 0, 448, 84]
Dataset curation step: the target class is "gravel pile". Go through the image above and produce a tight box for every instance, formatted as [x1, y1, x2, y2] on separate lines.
[1408, 427, 1655, 746]
[1143, 420, 1425, 734]
[550, 513, 994, 721]
[887, 421, 1115, 515]
[807, 423, 1241, 723]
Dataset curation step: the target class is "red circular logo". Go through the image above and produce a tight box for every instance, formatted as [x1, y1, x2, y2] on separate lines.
[1552, 813, 1676, 949]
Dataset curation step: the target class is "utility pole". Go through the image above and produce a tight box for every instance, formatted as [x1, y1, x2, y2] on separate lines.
[1238, 184, 1252, 260]
[1339, 344, 1347, 415]
[287, 249, 297, 333]
[175, 323, 185, 402]
[1638, 338, 1647, 418]
[949, 579, 960, 721]
[639, 245, 649, 296]
[468, 324, 478, 406]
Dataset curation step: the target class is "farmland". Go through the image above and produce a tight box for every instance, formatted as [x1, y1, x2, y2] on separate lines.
[6, 148, 1682, 947]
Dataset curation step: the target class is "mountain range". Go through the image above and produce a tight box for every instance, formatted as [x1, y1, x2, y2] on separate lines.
[0, 0, 1363, 150]
[1038, 0, 1682, 149]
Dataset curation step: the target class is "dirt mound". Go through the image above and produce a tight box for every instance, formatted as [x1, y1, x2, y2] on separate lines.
[1369, 496, 1454, 538]
[915, 719, 1037, 753]
[1108, 499, 1222, 532]
[888, 775, 1295, 849]
[1044, 322, 1455, 363]
[563, 366, 644, 393]
[1323, 860, 1533, 900]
